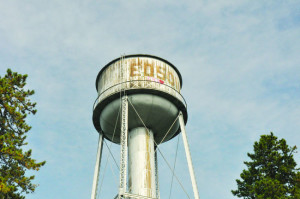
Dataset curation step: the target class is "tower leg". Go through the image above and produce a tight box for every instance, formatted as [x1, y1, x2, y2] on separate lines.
[179, 112, 200, 199]
[91, 133, 104, 199]
[128, 127, 156, 198]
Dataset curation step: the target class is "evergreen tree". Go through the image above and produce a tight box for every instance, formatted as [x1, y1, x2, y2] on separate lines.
[232, 132, 300, 199]
[0, 69, 45, 198]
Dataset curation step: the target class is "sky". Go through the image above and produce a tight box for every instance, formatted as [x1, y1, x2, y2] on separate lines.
[1, 0, 300, 198]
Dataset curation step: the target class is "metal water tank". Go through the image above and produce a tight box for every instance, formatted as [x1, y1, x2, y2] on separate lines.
[93, 54, 187, 144]
[92, 54, 198, 199]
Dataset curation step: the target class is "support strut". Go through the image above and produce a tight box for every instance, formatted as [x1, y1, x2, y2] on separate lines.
[179, 112, 200, 199]
[91, 133, 104, 199]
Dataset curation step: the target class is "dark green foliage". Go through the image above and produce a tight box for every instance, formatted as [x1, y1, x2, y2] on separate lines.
[0, 69, 45, 198]
[232, 132, 300, 199]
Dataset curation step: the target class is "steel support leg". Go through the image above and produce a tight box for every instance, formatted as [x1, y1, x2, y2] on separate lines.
[119, 95, 128, 198]
[179, 112, 200, 199]
[91, 133, 104, 199]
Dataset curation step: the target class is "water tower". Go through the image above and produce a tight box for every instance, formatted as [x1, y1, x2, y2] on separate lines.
[91, 54, 200, 199]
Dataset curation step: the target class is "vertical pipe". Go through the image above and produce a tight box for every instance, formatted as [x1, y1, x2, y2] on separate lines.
[128, 127, 156, 198]
[91, 133, 104, 199]
[179, 112, 200, 199]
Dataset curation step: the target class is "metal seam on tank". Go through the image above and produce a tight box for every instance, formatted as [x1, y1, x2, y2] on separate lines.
[99, 101, 117, 128]
[99, 114, 120, 137]
[144, 95, 154, 129]
[99, 115, 115, 131]
[146, 95, 155, 137]
[132, 95, 145, 129]
[165, 102, 179, 141]
[154, 96, 172, 135]
[128, 96, 140, 132]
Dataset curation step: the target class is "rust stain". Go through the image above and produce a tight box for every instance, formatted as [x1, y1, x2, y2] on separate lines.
[147, 189, 151, 197]
[144, 60, 154, 77]
[128, 172, 132, 192]
[144, 130, 152, 195]
[167, 71, 175, 87]
[130, 58, 141, 77]
[156, 64, 166, 81]
[99, 57, 182, 97]
[128, 58, 178, 88]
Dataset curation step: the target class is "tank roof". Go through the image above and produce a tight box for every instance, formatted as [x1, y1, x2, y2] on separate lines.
[95, 54, 183, 91]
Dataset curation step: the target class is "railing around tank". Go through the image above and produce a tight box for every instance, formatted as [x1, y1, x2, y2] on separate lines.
[93, 80, 187, 110]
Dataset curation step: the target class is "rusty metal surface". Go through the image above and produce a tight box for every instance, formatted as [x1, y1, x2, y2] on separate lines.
[93, 56, 188, 136]
[95, 54, 183, 91]
[128, 127, 156, 198]
[97, 57, 181, 95]
[93, 80, 186, 110]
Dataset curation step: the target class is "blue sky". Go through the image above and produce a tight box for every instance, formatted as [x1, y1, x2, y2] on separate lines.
[1, 0, 300, 198]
